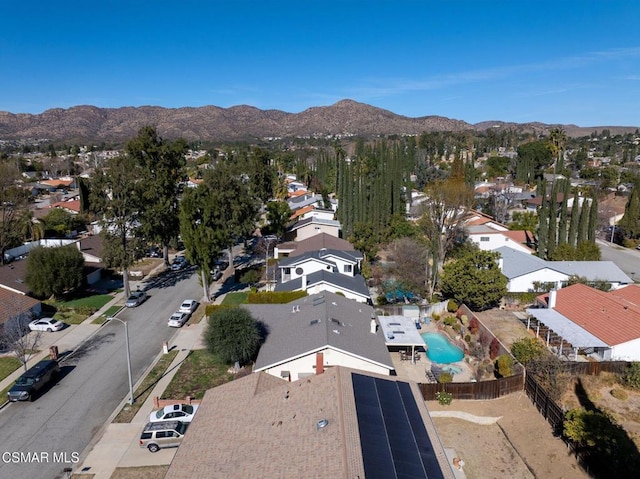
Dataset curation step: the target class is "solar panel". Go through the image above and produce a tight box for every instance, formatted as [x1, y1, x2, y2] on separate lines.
[352, 373, 445, 479]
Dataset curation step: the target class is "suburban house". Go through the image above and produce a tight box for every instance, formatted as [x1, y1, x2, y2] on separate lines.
[290, 205, 335, 222]
[243, 292, 394, 381]
[0, 288, 42, 331]
[274, 232, 355, 259]
[527, 284, 640, 361]
[284, 216, 341, 241]
[164, 366, 455, 479]
[0, 236, 105, 294]
[467, 224, 534, 254]
[274, 249, 369, 302]
[496, 246, 632, 293]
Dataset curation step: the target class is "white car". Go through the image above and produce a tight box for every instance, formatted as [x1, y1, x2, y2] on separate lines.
[179, 299, 198, 315]
[170, 256, 188, 271]
[125, 290, 148, 308]
[168, 311, 189, 328]
[149, 403, 199, 423]
[29, 318, 65, 332]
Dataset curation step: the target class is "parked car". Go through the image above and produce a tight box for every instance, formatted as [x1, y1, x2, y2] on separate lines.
[146, 246, 161, 258]
[139, 420, 188, 452]
[28, 317, 65, 332]
[168, 311, 189, 328]
[125, 291, 148, 308]
[149, 403, 199, 423]
[8, 359, 59, 402]
[170, 256, 188, 271]
[178, 299, 198, 315]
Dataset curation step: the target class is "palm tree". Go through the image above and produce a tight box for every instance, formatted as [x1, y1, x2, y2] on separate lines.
[549, 128, 567, 172]
[18, 210, 44, 242]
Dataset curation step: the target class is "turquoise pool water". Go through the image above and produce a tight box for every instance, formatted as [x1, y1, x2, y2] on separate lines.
[421, 332, 464, 364]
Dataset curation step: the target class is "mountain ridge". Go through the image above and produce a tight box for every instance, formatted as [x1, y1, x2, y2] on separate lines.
[0, 99, 636, 143]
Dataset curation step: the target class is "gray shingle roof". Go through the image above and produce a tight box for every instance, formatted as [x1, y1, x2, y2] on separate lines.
[496, 246, 632, 283]
[274, 270, 370, 298]
[245, 292, 392, 371]
[278, 248, 361, 268]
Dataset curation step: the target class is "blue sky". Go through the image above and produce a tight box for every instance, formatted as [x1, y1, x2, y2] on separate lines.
[1, 1, 639, 126]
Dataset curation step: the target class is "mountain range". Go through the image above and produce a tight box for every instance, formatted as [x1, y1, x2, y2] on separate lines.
[0, 99, 637, 144]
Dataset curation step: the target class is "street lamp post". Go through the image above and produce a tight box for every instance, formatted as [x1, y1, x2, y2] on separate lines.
[107, 316, 134, 405]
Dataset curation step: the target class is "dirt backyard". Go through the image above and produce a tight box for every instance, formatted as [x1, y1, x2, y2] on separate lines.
[425, 308, 588, 479]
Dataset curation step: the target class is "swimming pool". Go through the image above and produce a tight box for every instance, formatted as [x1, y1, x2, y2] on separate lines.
[421, 332, 464, 364]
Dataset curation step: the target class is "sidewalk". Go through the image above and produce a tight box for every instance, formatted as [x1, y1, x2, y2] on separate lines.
[75, 317, 207, 478]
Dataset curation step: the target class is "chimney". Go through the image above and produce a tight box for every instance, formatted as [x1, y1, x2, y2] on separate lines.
[370, 318, 377, 334]
[315, 352, 324, 375]
[301, 275, 307, 290]
[548, 289, 557, 309]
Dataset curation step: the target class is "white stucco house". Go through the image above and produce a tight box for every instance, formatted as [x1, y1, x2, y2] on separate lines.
[497, 246, 632, 293]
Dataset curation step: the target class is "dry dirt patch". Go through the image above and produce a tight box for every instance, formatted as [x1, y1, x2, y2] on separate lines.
[428, 393, 588, 479]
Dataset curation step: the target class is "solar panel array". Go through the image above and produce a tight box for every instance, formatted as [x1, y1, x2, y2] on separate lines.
[352, 373, 446, 479]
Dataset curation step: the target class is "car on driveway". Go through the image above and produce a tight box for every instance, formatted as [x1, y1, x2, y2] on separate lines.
[168, 311, 189, 328]
[170, 256, 188, 271]
[179, 299, 198, 315]
[125, 290, 148, 307]
[149, 403, 199, 423]
[28, 318, 65, 332]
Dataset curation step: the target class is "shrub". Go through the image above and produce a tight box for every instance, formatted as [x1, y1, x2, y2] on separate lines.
[479, 330, 492, 349]
[468, 316, 479, 335]
[438, 372, 453, 383]
[464, 334, 471, 343]
[376, 294, 388, 305]
[610, 388, 628, 401]
[511, 337, 546, 365]
[435, 391, 453, 406]
[247, 291, 307, 304]
[470, 342, 484, 360]
[460, 314, 468, 326]
[489, 337, 500, 360]
[432, 313, 440, 322]
[443, 316, 457, 327]
[495, 354, 513, 378]
[447, 299, 458, 312]
[622, 362, 640, 389]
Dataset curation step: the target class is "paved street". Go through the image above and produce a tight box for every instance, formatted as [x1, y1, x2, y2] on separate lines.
[0, 267, 203, 479]
[597, 239, 640, 281]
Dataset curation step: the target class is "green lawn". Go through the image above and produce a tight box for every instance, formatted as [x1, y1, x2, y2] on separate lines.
[113, 350, 179, 423]
[56, 294, 114, 310]
[0, 357, 22, 382]
[161, 350, 233, 400]
[221, 292, 249, 304]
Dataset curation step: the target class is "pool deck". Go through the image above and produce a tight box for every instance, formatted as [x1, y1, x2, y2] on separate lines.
[391, 323, 475, 384]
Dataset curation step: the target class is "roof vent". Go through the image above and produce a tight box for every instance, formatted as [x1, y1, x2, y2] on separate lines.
[317, 419, 329, 430]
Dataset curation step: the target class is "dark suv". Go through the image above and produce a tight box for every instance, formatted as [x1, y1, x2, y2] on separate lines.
[8, 359, 59, 402]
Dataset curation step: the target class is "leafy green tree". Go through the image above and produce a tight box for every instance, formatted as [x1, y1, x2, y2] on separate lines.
[25, 245, 84, 299]
[126, 126, 187, 265]
[588, 194, 598, 242]
[510, 337, 546, 365]
[89, 155, 142, 299]
[622, 362, 640, 389]
[516, 140, 553, 183]
[349, 222, 379, 261]
[439, 249, 507, 311]
[537, 184, 548, 258]
[248, 147, 277, 204]
[485, 156, 510, 178]
[509, 211, 538, 240]
[205, 307, 262, 365]
[265, 200, 291, 240]
[42, 208, 86, 238]
[549, 243, 577, 260]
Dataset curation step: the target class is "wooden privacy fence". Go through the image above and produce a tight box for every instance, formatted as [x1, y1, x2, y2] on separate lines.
[418, 372, 524, 400]
[524, 374, 564, 434]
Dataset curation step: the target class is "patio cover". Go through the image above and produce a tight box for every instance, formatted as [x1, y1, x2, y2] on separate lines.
[526, 308, 609, 348]
[377, 315, 425, 348]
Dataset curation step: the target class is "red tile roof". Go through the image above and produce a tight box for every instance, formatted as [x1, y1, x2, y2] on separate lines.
[50, 199, 81, 213]
[290, 204, 314, 219]
[540, 283, 640, 346]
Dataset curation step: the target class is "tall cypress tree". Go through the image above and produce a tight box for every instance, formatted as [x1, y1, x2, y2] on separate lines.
[588, 194, 598, 242]
[537, 183, 549, 258]
[577, 199, 590, 244]
[568, 193, 581, 247]
[558, 181, 570, 244]
[620, 187, 640, 239]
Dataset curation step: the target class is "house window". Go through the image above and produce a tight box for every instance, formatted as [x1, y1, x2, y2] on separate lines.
[480, 237, 490, 242]
[343, 265, 352, 273]
[283, 268, 290, 275]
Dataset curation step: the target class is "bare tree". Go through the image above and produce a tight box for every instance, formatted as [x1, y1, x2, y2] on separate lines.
[0, 310, 43, 373]
[418, 179, 474, 299]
